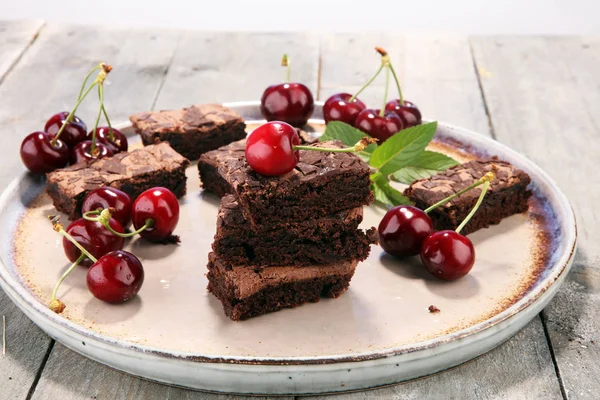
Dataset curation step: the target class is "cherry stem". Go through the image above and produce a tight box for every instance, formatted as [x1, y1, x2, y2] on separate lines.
[456, 178, 492, 234]
[379, 65, 390, 117]
[293, 137, 377, 154]
[350, 63, 384, 102]
[281, 54, 290, 82]
[51, 253, 84, 301]
[388, 62, 404, 106]
[48, 215, 98, 263]
[90, 83, 105, 154]
[101, 103, 114, 141]
[50, 83, 97, 145]
[424, 171, 496, 214]
[77, 64, 102, 103]
[82, 209, 154, 237]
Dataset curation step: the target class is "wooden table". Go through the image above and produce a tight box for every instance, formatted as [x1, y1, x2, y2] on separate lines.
[0, 20, 597, 399]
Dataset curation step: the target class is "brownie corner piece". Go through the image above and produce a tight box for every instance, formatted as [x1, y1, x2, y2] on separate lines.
[129, 104, 246, 161]
[198, 139, 246, 197]
[404, 157, 532, 235]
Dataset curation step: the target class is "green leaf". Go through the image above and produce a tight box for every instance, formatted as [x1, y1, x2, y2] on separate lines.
[392, 151, 459, 184]
[370, 121, 438, 176]
[371, 175, 413, 207]
[320, 121, 377, 155]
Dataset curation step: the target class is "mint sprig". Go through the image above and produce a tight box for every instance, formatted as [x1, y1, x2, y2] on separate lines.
[320, 121, 458, 207]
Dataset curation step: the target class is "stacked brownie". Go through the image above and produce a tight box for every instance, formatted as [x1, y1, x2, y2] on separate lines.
[201, 141, 376, 320]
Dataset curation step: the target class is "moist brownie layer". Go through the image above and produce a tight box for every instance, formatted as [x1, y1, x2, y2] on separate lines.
[46, 143, 189, 220]
[213, 195, 376, 266]
[217, 141, 374, 226]
[198, 129, 318, 197]
[404, 157, 532, 235]
[206, 252, 358, 321]
[129, 104, 246, 161]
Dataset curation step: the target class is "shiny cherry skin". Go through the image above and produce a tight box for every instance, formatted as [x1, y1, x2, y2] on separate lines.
[44, 112, 87, 147]
[132, 187, 180, 242]
[355, 108, 404, 142]
[63, 218, 125, 267]
[81, 187, 133, 227]
[86, 126, 128, 153]
[20, 132, 69, 173]
[87, 250, 144, 303]
[385, 99, 422, 128]
[245, 121, 300, 176]
[70, 140, 114, 165]
[260, 83, 314, 128]
[379, 206, 434, 257]
[420, 230, 475, 281]
[323, 93, 367, 126]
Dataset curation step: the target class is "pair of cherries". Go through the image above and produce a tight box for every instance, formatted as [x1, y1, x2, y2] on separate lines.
[53, 186, 180, 309]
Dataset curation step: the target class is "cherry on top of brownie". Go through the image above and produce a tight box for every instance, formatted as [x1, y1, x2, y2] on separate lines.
[217, 140, 373, 226]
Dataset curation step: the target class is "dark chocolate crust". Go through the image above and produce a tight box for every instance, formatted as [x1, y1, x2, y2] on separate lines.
[404, 157, 532, 235]
[207, 253, 357, 321]
[217, 141, 374, 226]
[46, 143, 190, 220]
[129, 104, 246, 161]
[213, 195, 376, 266]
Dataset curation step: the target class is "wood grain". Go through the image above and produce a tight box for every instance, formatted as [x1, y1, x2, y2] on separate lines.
[471, 35, 600, 400]
[313, 33, 563, 399]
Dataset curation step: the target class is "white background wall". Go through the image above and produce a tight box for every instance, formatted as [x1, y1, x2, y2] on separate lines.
[1, 0, 599, 34]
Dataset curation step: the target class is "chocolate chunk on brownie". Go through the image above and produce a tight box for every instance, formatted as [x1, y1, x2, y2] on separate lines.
[46, 143, 189, 220]
[404, 157, 532, 235]
[198, 129, 317, 197]
[217, 140, 374, 226]
[213, 194, 376, 266]
[207, 252, 357, 321]
[129, 104, 246, 161]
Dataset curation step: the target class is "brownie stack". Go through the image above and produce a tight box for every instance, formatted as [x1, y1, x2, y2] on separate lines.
[201, 140, 376, 320]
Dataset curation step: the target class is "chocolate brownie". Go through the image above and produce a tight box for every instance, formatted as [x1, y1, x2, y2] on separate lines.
[46, 143, 189, 220]
[129, 104, 246, 161]
[404, 157, 532, 235]
[198, 128, 317, 197]
[217, 141, 374, 226]
[213, 195, 376, 266]
[207, 252, 358, 321]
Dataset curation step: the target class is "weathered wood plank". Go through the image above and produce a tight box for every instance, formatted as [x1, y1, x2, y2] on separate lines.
[0, 20, 44, 83]
[0, 23, 180, 398]
[471, 35, 600, 400]
[318, 33, 490, 135]
[31, 343, 292, 400]
[153, 32, 319, 110]
[314, 33, 562, 399]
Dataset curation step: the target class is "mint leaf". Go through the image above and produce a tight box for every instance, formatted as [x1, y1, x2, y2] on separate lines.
[369, 122, 438, 176]
[392, 151, 459, 184]
[320, 121, 377, 154]
[371, 175, 412, 207]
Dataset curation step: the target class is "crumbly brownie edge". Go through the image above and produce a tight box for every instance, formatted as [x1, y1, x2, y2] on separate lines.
[198, 159, 233, 198]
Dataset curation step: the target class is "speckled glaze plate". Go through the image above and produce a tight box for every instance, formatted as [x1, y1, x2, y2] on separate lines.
[0, 102, 576, 395]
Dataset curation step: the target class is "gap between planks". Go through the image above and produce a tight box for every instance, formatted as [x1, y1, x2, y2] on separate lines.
[0, 21, 45, 87]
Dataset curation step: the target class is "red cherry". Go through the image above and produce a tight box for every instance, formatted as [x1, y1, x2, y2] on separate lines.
[63, 218, 125, 267]
[20, 132, 69, 174]
[260, 83, 314, 128]
[132, 187, 180, 242]
[70, 140, 114, 165]
[87, 250, 144, 303]
[420, 230, 475, 281]
[323, 93, 367, 126]
[245, 121, 300, 176]
[81, 187, 133, 227]
[355, 108, 404, 143]
[86, 126, 128, 153]
[385, 100, 422, 128]
[379, 206, 434, 257]
[44, 112, 87, 147]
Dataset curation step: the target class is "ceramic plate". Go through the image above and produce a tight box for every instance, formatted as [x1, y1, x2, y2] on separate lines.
[0, 102, 576, 395]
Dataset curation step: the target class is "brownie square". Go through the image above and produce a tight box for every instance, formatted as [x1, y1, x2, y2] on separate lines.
[213, 195, 376, 266]
[46, 143, 190, 220]
[404, 157, 532, 235]
[217, 141, 374, 226]
[198, 128, 317, 198]
[207, 252, 358, 321]
[129, 104, 246, 161]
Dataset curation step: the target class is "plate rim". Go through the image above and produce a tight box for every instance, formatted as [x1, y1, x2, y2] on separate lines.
[0, 101, 577, 365]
